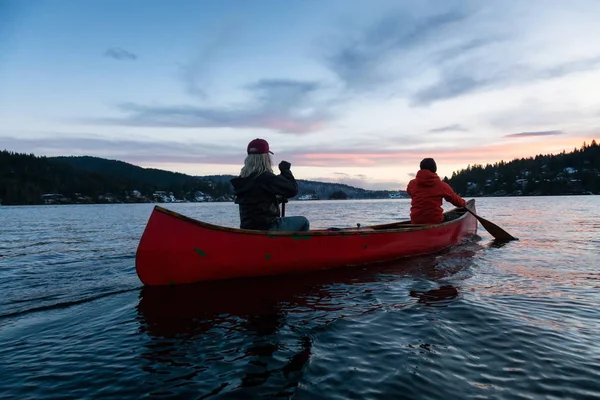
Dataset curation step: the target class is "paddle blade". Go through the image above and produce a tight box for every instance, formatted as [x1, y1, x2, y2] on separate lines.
[467, 209, 518, 241]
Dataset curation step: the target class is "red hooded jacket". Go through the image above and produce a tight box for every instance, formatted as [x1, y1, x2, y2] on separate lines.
[406, 169, 466, 224]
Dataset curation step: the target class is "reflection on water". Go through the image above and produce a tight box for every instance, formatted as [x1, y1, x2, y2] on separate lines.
[137, 275, 335, 397]
[134, 249, 478, 397]
[410, 285, 459, 307]
[489, 238, 512, 248]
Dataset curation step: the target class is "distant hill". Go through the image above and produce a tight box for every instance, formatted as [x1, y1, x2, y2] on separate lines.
[1, 152, 405, 205]
[51, 156, 193, 187]
[447, 140, 600, 196]
[1, 151, 152, 205]
[202, 174, 400, 200]
[50, 158, 404, 200]
[295, 179, 395, 200]
[50, 155, 231, 202]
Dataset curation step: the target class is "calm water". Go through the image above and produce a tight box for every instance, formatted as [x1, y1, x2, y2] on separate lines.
[1, 197, 600, 399]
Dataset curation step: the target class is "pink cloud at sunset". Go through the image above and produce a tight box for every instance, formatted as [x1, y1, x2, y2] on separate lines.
[295, 136, 597, 168]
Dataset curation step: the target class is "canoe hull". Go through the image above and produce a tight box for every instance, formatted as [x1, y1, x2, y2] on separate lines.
[136, 201, 477, 285]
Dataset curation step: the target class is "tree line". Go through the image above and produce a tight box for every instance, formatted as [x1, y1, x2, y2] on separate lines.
[0, 151, 230, 205]
[446, 141, 599, 196]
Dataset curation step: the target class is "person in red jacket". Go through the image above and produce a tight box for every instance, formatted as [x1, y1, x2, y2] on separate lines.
[407, 158, 466, 224]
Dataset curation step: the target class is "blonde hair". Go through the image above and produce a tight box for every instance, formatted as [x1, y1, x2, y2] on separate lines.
[240, 153, 273, 178]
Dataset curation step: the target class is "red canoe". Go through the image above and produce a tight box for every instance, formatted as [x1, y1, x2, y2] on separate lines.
[135, 200, 478, 285]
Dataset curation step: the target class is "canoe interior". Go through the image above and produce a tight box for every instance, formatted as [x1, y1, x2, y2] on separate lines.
[151, 199, 475, 236]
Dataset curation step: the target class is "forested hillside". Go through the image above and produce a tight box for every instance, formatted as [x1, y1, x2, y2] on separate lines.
[0, 152, 228, 205]
[446, 141, 600, 196]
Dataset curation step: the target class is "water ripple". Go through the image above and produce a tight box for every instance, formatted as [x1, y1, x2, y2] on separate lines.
[1, 198, 600, 398]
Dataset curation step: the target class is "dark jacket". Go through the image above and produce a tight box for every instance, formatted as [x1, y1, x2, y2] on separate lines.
[407, 169, 466, 224]
[230, 169, 298, 230]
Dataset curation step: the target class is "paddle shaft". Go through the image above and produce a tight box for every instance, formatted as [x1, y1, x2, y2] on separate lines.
[281, 201, 286, 217]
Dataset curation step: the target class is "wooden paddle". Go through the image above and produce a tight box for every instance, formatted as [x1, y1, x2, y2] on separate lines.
[465, 208, 518, 241]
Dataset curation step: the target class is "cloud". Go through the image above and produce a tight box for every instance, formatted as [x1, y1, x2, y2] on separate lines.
[179, 25, 235, 99]
[277, 135, 595, 168]
[0, 132, 469, 168]
[2, 133, 595, 175]
[412, 55, 600, 106]
[431, 37, 503, 63]
[247, 80, 322, 110]
[0, 135, 240, 165]
[429, 124, 468, 133]
[543, 56, 600, 80]
[104, 47, 137, 61]
[326, 9, 472, 91]
[322, 4, 600, 105]
[488, 97, 594, 131]
[3, 129, 450, 168]
[412, 73, 491, 105]
[504, 130, 564, 138]
[85, 79, 332, 134]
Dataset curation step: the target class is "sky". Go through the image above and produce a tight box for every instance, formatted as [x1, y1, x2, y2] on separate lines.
[1, 0, 599, 190]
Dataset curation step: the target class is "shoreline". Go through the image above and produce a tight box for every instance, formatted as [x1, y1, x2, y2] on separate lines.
[1, 192, 596, 207]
